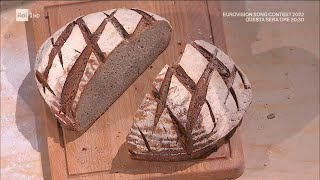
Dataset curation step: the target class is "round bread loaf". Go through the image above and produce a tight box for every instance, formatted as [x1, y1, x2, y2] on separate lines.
[35, 8, 172, 132]
[127, 40, 252, 161]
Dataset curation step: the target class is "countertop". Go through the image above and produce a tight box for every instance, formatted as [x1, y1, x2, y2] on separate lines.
[1, 1, 319, 179]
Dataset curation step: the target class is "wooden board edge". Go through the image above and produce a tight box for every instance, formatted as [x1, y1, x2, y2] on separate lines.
[30, 2, 77, 180]
[208, 0, 245, 177]
[155, 129, 245, 179]
[30, 1, 89, 48]
[207, 1, 228, 53]
[30, 1, 245, 179]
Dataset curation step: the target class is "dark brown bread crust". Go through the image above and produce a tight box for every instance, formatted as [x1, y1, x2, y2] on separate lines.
[35, 22, 76, 96]
[35, 9, 172, 131]
[60, 12, 117, 128]
[127, 41, 252, 161]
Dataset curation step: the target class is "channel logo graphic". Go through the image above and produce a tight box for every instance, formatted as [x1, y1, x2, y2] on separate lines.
[16, 9, 40, 22]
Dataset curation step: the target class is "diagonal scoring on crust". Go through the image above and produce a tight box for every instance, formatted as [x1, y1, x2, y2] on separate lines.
[37, 22, 76, 95]
[36, 8, 159, 98]
[128, 41, 253, 161]
[75, 18, 107, 64]
[59, 11, 117, 119]
[152, 87, 189, 153]
[191, 42, 230, 77]
[59, 9, 160, 122]
[107, 14, 130, 39]
[44, 22, 76, 78]
[185, 51, 217, 153]
[35, 70, 55, 96]
[131, 8, 156, 23]
[173, 65, 216, 131]
[50, 38, 64, 69]
[35, 8, 168, 130]
[191, 42, 252, 110]
[136, 123, 151, 151]
[149, 48, 219, 155]
[172, 65, 219, 147]
[152, 68, 174, 131]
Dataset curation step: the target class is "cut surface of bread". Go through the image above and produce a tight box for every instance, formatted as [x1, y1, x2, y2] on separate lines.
[34, 8, 172, 132]
[127, 40, 252, 161]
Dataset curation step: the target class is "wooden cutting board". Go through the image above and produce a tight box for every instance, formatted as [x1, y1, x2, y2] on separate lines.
[30, 1, 244, 179]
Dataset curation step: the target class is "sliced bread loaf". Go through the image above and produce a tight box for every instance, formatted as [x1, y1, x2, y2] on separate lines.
[127, 40, 252, 161]
[35, 8, 172, 132]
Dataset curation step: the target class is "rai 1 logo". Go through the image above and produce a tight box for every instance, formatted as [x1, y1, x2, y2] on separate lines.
[16, 9, 40, 22]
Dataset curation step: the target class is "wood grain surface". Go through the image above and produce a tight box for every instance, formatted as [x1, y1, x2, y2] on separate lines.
[31, 1, 244, 179]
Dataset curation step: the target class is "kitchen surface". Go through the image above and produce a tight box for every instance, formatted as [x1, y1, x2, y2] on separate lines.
[1, 1, 319, 179]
